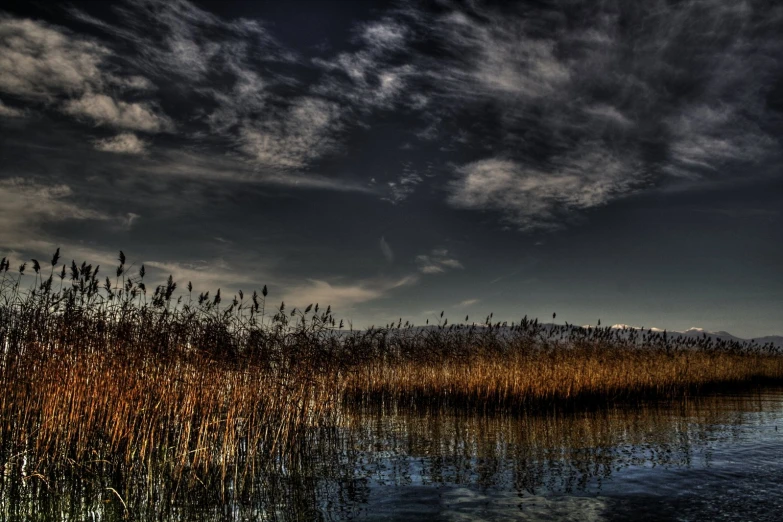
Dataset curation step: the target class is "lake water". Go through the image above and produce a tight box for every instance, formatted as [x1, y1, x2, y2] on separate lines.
[3, 387, 782, 521]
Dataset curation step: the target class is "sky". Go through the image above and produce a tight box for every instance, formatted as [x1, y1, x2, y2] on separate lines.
[0, 0, 781, 338]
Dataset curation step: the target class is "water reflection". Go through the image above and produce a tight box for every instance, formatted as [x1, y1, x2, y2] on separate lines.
[2, 388, 782, 521]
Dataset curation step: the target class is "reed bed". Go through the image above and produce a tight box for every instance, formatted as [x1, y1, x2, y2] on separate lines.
[0, 250, 344, 496]
[1, 250, 781, 496]
[345, 344, 783, 409]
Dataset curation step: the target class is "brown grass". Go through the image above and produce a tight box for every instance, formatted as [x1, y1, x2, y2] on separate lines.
[345, 346, 783, 408]
[1, 250, 781, 497]
[2, 349, 337, 491]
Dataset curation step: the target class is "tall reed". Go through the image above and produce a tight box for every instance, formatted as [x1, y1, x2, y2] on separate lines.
[1, 250, 781, 498]
[0, 251, 344, 496]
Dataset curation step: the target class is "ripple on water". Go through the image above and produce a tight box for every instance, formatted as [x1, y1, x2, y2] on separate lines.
[350, 388, 783, 522]
[362, 486, 610, 521]
[2, 389, 782, 521]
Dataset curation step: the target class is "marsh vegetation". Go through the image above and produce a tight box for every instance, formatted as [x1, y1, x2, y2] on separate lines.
[1, 250, 781, 516]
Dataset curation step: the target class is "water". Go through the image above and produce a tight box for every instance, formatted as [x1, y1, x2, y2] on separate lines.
[2, 388, 782, 521]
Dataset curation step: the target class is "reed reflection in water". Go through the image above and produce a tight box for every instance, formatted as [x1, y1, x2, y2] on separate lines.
[2, 387, 782, 521]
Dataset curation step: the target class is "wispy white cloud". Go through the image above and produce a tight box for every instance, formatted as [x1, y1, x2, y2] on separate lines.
[0, 14, 170, 141]
[86, 0, 290, 82]
[664, 104, 775, 179]
[359, 18, 408, 51]
[143, 258, 258, 295]
[112, 75, 155, 92]
[63, 93, 171, 132]
[383, 173, 422, 204]
[283, 280, 383, 310]
[204, 68, 267, 133]
[281, 275, 417, 312]
[135, 149, 373, 192]
[423, 9, 570, 102]
[583, 104, 633, 128]
[93, 132, 149, 154]
[449, 148, 641, 231]
[379, 236, 394, 263]
[0, 177, 110, 255]
[121, 212, 141, 230]
[314, 54, 414, 111]
[3, 0, 782, 236]
[380, 162, 435, 204]
[0, 178, 150, 267]
[387, 1, 782, 229]
[416, 249, 464, 274]
[0, 99, 25, 118]
[61, 0, 409, 178]
[0, 178, 107, 225]
[0, 16, 108, 99]
[237, 97, 342, 169]
[69, 0, 307, 166]
[313, 16, 416, 112]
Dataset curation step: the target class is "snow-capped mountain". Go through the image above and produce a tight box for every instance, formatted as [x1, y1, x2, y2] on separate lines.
[604, 324, 782, 347]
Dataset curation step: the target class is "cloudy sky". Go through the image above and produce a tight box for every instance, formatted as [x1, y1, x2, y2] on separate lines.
[1, 0, 781, 337]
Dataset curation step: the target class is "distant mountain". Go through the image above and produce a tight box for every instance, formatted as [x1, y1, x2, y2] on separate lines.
[343, 323, 783, 348]
[755, 335, 783, 347]
[605, 324, 782, 347]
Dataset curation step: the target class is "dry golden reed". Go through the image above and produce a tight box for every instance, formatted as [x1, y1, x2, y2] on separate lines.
[1, 250, 781, 495]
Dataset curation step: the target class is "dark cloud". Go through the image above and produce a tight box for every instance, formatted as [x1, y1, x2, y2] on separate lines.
[0, 0, 781, 336]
